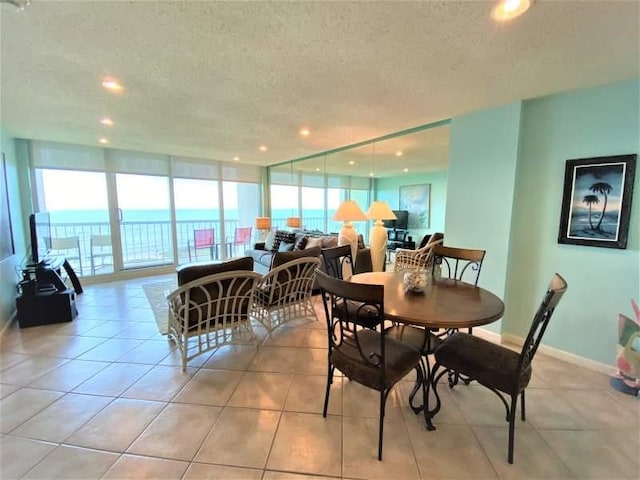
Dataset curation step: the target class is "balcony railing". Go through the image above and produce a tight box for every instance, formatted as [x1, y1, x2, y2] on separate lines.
[46, 216, 331, 277]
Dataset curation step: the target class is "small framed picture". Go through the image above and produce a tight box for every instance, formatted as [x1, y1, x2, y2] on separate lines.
[558, 154, 636, 249]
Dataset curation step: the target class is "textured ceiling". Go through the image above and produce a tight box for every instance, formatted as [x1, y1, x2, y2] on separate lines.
[1, 1, 638, 176]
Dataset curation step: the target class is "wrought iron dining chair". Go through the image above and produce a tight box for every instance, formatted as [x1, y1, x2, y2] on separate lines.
[430, 273, 567, 464]
[188, 228, 217, 261]
[316, 269, 425, 461]
[321, 244, 354, 280]
[432, 244, 486, 286]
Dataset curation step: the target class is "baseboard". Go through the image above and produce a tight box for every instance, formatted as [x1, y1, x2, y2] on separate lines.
[498, 331, 617, 376]
[0, 309, 17, 337]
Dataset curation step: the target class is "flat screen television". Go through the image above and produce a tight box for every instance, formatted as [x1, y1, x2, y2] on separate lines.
[383, 210, 409, 230]
[29, 212, 51, 265]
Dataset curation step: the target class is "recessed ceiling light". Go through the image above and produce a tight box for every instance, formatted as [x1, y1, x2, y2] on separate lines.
[403, 168, 409, 172]
[369, 172, 374, 177]
[491, 0, 532, 22]
[315, 168, 321, 172]
[259, 145, 268, 152]
[396, 151, 403, 157]
[101, 77, 123, 92]
[299, 128, 310, 137]
[348, 161, 355, 165]
[98, 137, 109, 144]
[100, 117, 114, 126]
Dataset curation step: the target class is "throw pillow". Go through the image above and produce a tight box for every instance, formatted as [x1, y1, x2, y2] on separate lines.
[278, 242, 295, 252]
[272, 230, 296, 253]
[305, 237, 323, 249]
[293, 234, 308, 251]
[264, 231, 276, 251]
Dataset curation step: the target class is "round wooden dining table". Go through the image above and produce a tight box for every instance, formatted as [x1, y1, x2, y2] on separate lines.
[350, 271, 505, 329]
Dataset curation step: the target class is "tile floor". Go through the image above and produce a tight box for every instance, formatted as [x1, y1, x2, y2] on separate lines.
[1, 275, 638, 480]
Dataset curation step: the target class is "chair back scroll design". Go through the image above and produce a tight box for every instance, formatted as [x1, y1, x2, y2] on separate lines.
[253, 257, 321, 338]
[321, 244, 354, 280]
[430, 273, 567, 464]
[316, 269, 425, 461]
[432, 245, 486, 286]
[167, 270, 262, 371]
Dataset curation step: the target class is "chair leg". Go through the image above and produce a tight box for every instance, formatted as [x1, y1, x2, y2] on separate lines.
[323, 364, 334, 417]
[508, 394, 518, 464]
[378, 389, 388, 461]
[520, 390, 526, 421]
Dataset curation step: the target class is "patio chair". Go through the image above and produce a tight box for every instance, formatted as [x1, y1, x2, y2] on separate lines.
[89, 234, 113, 275]
[227, 226, 252, 257]
[188, 228, 217, 261]
[253, 256, 321, 338]
[46, 236, 82, 275]
[316, 269, 425, 460]
[167, 257, 261, 370]
[430, 273, 567, 464]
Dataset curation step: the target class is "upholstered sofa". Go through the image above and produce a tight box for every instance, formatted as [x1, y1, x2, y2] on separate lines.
[244, 230, 372, 286]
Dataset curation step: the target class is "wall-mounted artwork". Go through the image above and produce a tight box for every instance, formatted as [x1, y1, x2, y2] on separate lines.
[558, 154, 636, 249]
[0, 153, 15, 262]
[399, 184, 430, 229]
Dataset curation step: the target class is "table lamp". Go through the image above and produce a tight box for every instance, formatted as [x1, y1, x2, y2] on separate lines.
[332, 200, 367, 260]
[255, 217, 271, 241]
[286, 217, 301, 229]
[366, 201, 397, 272]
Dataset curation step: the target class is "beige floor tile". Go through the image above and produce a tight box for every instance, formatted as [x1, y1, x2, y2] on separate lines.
[0, 434, 57, 479]
[0, 356, 69, 386]
[228, 371, 292, 410]
[555, 387, 639, 430]
[122, 365, 196, 401]
[473, 426, 574, 479]
[448, 385, 533, 429]
[0, 387, 64, 433]
[342, 416, 420, 480]
[11, 392, 113, 443]
[406, 421, 497, 479]
[32, 334, 108, 358]
[81, 321, 137, 338]
[262, 326, 307, 347]
[396, 379, 467, 426]
[284, 374, 342, 415]
[539, 429, 640, 479]
[263, 473, 339, 480]
[71, 362, 153, 396]
[0, 352, 30, 371]
[65, 397, 165, 452]
[342, 380, 403, 420]
[294, 347, 331, 375]
[21, 444, 119, 479]
[598, 429, 640, 464]
[76, 337, 144, 361]
[102, 453, 189, 479]
[303, 329, 328, 349]
[173, 368, 244, 406]
[529, 357, 610, 389]
[158, 345, 215, 368]
[248, 345, 301, 373]
[28, 358, 109, 391]
[523, 388, 592, 430]
[267, 411, 342, 477]
[195, 407, 280, 468]
[113, 322, 162, 340]
[127, 403, 222, 460]
[200, 344, 258, 370]
[184, 463, 263, 479]
[0, 383, 20, 399]
[117, 339, 176, 364]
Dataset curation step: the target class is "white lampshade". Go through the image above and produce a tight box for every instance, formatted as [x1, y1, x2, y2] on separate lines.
[333, 200, 367, 222]
[366, 201, 397, 221]
[366, 201, 397, 272]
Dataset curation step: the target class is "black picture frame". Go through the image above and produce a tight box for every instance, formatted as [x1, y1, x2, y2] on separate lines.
[558, 154, 636, 249]
[1, 152, 15, 261]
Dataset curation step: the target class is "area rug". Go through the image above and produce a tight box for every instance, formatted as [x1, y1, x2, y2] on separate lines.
[142, 280, 176, 335]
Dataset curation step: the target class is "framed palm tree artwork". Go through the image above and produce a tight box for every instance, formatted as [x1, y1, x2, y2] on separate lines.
[558, 154, 636, 249]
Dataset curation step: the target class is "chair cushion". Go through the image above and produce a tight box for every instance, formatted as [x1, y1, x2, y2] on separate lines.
[434, 332, 531, 394]
[385, 325, 441, 355]
[332, 329, 421, 391]
[176, 257, 253, 286]
[337, 299, 381, 329]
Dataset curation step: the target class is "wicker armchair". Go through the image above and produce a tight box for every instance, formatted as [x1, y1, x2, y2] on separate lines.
[167, 268, 262, 370]
[253, 257, 321, 338]
[393, 233, 443, 272]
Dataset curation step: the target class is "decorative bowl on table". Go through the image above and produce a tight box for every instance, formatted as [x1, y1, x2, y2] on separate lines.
[403, 270, 428, 294]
